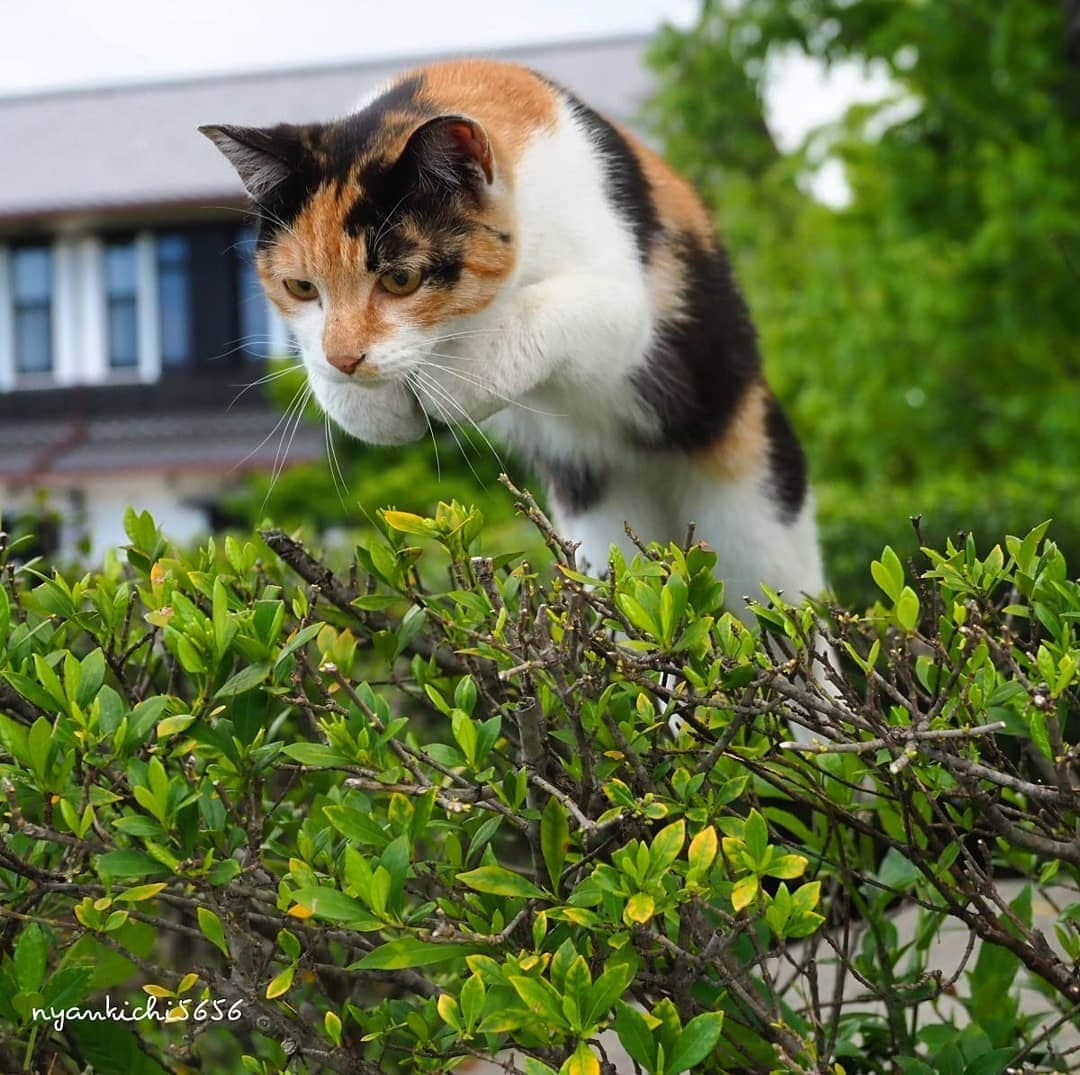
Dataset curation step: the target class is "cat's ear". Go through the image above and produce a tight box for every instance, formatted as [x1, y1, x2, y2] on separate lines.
[199, 124, 303, 200]
[399, 115, 495, 190]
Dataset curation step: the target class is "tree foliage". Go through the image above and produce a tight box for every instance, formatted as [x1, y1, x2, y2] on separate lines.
[646, 0, 1080, 605]
[1, 493, 1078, 1073]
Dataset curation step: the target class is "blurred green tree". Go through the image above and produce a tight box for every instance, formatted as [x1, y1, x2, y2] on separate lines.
[646, 0, 1080, 603]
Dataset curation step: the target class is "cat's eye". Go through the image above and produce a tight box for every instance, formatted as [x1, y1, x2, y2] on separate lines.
[379, 267, 424, 296]
[284, 278, 319, 301]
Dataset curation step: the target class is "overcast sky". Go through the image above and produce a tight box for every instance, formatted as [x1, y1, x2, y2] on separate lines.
[0, 0, 893, 200]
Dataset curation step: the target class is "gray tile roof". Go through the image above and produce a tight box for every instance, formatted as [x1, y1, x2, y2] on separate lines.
[0, 407, 324, 482]
[0, 35, 654, 224]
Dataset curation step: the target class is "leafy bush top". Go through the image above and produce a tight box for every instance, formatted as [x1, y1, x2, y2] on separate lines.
[0, 490, 1078, 1074]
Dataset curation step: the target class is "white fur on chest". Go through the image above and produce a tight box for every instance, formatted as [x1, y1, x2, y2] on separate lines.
[553, 455, 826, 620]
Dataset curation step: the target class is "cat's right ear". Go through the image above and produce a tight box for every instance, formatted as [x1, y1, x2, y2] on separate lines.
[199, 124, 302, 200]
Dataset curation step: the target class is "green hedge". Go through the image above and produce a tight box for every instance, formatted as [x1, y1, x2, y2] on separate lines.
[0, 492, 1078, 1074]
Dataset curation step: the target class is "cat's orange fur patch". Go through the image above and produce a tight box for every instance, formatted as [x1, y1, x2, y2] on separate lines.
[629, 133, 715, 247]
[696, 380, 771, 481]
[414, 60, 559, 168]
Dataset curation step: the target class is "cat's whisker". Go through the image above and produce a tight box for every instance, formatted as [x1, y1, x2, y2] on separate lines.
[412, 367, 506, 474]
[269, 385, 309, 485]
[324, 414, 350, 510]
[227, 363, 304, 410]
[197, 203, 302, 246]
[406, 375, 442, 482]
[415, 357, 566, 417]
[236, 381, 307, 476]
[264, 384, 313, 509]
[410, 370, 487, 488]
[422, 328, 503, 345]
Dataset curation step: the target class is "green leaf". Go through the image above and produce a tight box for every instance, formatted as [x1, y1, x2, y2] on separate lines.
[871, 546, 905, 602]
[323, 804, 390, 848]
[196, 908, 229, 957]
[584, 961, 634, 1027]
[541, 798, 570, 893]
[14, 924, 47, 993]
[97, 850, 169, 881]
[351, 939, 475, 970]
[291, 886, 383, 929]
[274, 622, 325, 668]
[508, 975, 568, 1029]
[214, 662, 270, 698]
[156, 714, 196, 739]
[667, 1011, 725, 1073]
[613, 1001, 657, 1073]
[282, 743, 353, 768]
[458, 865, 548, 900]
[896, 586, 921, 632]
[649, 819, 685, 876]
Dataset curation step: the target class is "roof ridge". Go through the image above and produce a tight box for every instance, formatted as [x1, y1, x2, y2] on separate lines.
[0, 31, 651, 107]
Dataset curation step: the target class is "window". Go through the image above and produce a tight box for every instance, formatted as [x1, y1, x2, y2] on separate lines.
[104, 240, 138, 369]
[157, 234, 191, 367]
[236, 227, 269, 360]
[12, 246, 53, 375]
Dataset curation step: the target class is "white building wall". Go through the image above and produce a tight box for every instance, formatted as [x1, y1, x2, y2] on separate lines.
[51, 238, 83, 386]
[0, 246, 13, 392]
[135, 231, 162, 383]
[75, 237, 108, 383]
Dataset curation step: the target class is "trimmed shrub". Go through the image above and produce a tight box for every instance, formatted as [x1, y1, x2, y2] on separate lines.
[0, 488, 1077, 1074]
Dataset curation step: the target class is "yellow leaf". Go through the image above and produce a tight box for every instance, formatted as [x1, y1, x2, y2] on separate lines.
[688, 826, 718, 873]
[143, 984, 174, 999]
[324, 1010, 343, 1045]
[116, 883, 167, 903]
[287, 903, 314, 919]
[380, 510, 433, 536]
[176, 973, 199, 994]
[265, 965, 295, 999]
[165, 1005, 187, 1022]
[623, 892, 655, 924]
[732, 875, 759, 912]
[437, 993, 460, 1028]
[144, 607, 174, 628]
[561, 1042, 601, 1075]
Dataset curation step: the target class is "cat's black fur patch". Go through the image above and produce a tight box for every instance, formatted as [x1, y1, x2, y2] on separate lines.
[532, 456, 606, 516]
[764, 397, 808, 522]
[540, 78, 659, 261]
[632, 232, 761, 450]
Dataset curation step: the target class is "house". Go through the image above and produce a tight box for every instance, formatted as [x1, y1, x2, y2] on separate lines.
[0, 34, 654, 558]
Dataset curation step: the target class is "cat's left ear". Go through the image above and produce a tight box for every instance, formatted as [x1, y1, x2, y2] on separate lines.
[199, 123, 303, 200]
[400, 115, 495, 190]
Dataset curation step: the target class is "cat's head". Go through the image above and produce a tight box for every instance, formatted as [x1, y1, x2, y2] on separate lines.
[201, 73, 517, 426]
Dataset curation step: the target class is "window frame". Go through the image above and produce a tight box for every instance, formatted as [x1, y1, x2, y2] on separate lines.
[10, 242, 54, 383]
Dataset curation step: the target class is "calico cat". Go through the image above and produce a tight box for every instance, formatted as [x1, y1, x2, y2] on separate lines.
[202, 59, 828, 617]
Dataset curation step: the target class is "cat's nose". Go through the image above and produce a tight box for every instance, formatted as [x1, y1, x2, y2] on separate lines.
[327, 353, 366, 376]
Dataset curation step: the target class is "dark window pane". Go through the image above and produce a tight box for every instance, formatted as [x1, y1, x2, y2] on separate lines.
[105, 243, 137, 296]
[236, 228, 269, 359]
[12, 247, 52, 374]
[13, 248, 51, 302]
[108, 299, 138, 368]
[105, 241, 139, 368]
[157, 234, 191, 366]
[15, 307, 51, 373]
